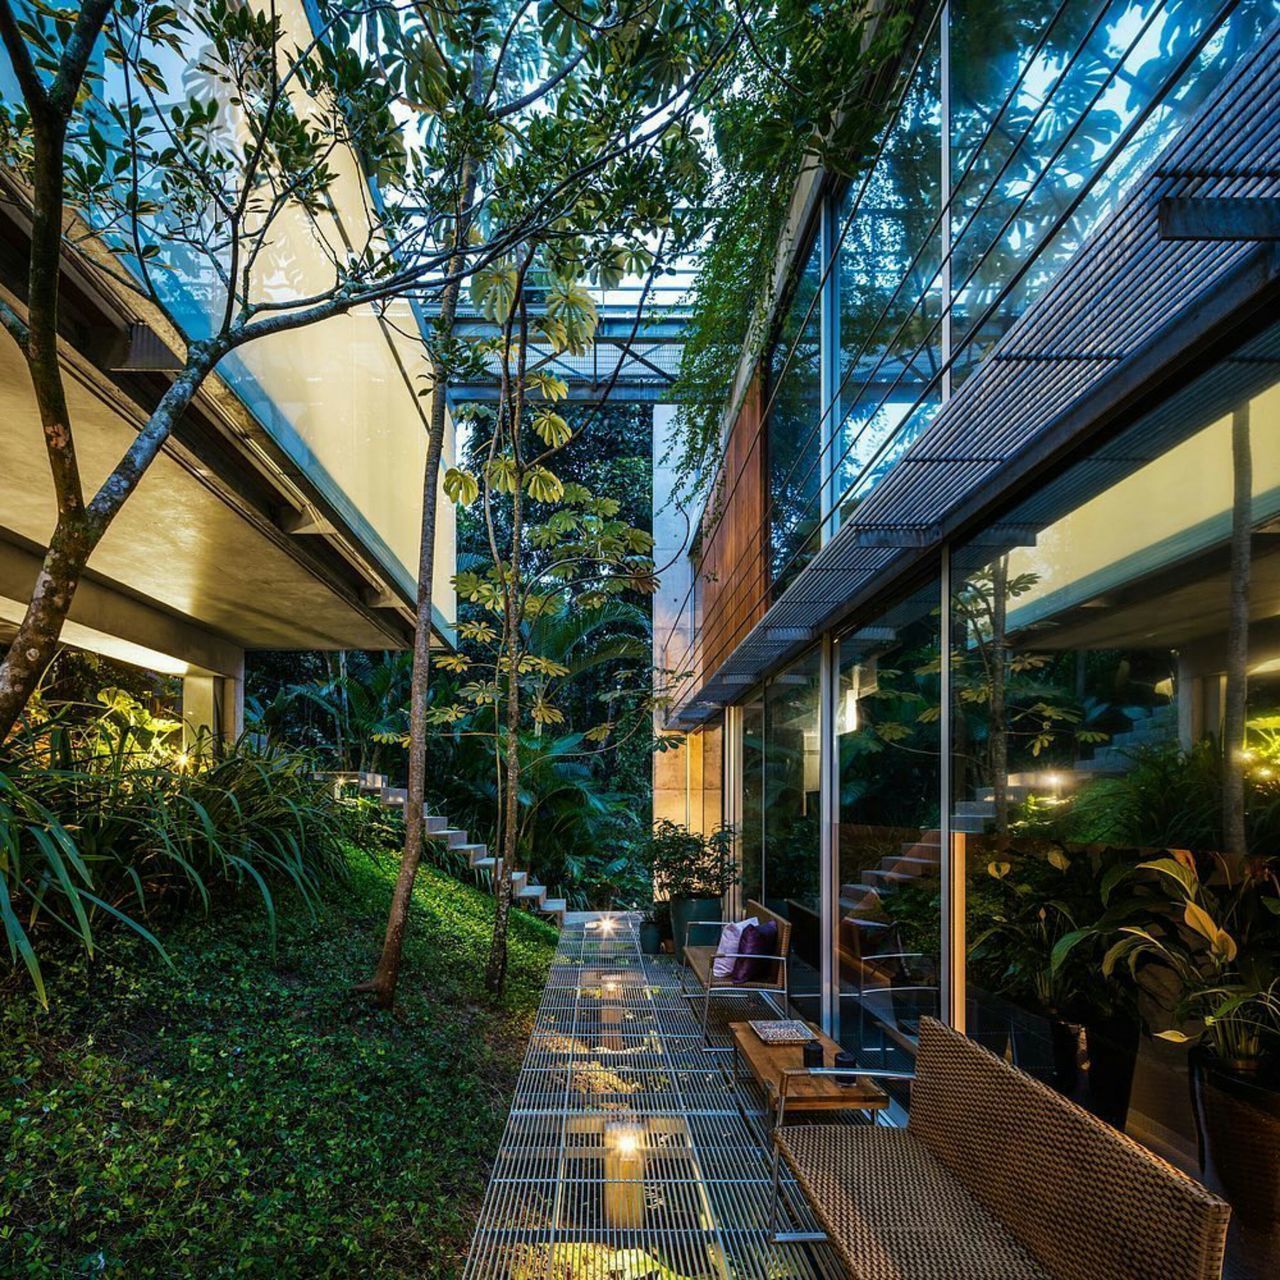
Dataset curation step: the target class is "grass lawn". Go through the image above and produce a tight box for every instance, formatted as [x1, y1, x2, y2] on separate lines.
[1, 847, 557, 1278]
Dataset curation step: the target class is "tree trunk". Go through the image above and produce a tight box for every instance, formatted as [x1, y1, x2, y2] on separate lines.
[0, 358, 215, 740]
[990, 556, 1010, 837]
[361, 161, 477, 1008]
[1224, 403, 1252, 860]
[486, 476, 525, 996]
[486, 643, 521, 995]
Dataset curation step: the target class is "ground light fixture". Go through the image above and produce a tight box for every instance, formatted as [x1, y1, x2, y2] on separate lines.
[603, 1121, 646, 1228]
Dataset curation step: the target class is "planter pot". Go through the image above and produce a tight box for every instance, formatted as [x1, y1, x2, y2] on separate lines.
[1048, 1018, 1087, 1102]
[638, 921, 663, 955]
[1190, 1051, 1280, 1278]
[669, 896, 721, 964]
[1083, 1014, 1141, 1130]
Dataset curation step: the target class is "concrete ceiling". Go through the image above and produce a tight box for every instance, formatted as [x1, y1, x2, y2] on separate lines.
[0, 336, 404, 658]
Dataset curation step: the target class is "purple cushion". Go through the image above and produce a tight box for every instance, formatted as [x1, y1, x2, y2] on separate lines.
[732, 918, 778, 984]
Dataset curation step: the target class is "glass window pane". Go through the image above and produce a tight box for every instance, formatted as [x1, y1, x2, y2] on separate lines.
[953, 327, 1280, 1278]
[762, 651, 823, 1022]
[836, 577, 943, 1107]
[834, 17, 943, 524]
[768, 241, 823, 595]
[949, 0, 1277, 387]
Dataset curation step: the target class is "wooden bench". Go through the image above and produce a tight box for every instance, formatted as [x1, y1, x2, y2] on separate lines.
[772, 1017, 1230, 1280]
[680, 899, 792, 1047]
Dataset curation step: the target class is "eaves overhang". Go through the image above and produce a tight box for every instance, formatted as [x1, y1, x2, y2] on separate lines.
[670, 24, 1280, 730]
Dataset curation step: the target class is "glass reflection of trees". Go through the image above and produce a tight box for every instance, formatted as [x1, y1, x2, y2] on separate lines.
[767, 241, 823, 594]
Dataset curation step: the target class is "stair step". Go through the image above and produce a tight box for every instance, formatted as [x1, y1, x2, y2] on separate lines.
[879, 855, 938, 878]
[954, 799, 996, 817]
[842, 883, 883, 902]
[424, 815, 449, 834]
[460, 844, 489, 865]
[471, 856, 497, 872]
[951, 814, 989, 834]
[431, 828, 468, 847]
[863, 868, 915, 888]
[975, 786, 1033, 804]
[518, 883, 547, 906]
[540, 898, 567, 924]
[899, 840, 941, 860]
[380, 787, 407, 807]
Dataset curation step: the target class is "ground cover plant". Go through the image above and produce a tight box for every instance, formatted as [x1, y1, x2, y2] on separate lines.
[1, 847, 556, 1278]
[1, 690, 351, 1005]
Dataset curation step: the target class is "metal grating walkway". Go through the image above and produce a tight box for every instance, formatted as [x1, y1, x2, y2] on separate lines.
[463, 915, 846, 1279]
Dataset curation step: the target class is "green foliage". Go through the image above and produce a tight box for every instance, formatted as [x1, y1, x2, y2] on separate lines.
[638, 819, 737, 901]
[971, 843, 1138, 1020]
[1056, 850, 1280, 1065]
[250, 652, 414, 777]
[1029, 740, 1280, 856]
[670, 0, 912, 492]
[0, 848, 555, 1278]
[1, 692, 353, 1007]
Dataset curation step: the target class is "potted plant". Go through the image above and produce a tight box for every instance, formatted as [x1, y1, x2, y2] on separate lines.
[638, 902, 668, 956]
[1092, 851, 1280, 1274]
[638, 819, 737, 963]
[976, 842, 1142, 1125]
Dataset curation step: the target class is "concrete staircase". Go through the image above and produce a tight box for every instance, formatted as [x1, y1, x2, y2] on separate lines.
[324, 771, 566, 927]
[1075, 703, 1178, 775]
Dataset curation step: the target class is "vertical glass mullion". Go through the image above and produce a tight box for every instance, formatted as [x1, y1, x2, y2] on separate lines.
[940, 0, 952, 406]
[724, 704, 742, 921]
[940, 543, 965, 1032]
[819, 632, 838, 1039]
[820, 194, 841, 544]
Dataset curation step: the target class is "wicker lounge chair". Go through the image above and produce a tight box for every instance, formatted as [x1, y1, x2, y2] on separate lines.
[771, 1017, 1230, 1280]
[680, 899, 792, 1048]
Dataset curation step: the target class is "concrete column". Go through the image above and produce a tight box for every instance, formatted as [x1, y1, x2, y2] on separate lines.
[221, 653, 245, 742]
[183, 653, 244, 750]
[652, 402, 699, 829]
[182, 675, 219, 751]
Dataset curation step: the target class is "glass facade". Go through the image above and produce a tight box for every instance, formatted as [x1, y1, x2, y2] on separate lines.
[704, 339, 1280, 1275]
[834, 15, 943, 519]
[953, 348, 1280, 1237]
[757, 0, 1276, 559]
[762, 650, 823, 1021]
[693, 6, 1280, 1268]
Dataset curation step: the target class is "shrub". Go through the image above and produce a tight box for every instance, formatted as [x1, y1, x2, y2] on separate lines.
[638, 819, 737, 900]
[1, 690, 352, 1005]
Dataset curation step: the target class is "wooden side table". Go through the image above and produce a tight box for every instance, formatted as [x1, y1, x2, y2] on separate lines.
[729, 1021, 889, 1128]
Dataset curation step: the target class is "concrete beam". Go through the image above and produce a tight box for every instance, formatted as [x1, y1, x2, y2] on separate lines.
[0, 534, 243, 678]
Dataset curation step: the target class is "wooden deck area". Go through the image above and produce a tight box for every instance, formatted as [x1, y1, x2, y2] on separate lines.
[463, 914, 848, 1279]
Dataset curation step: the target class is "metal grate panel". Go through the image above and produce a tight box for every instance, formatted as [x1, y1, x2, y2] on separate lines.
[463, 915, 847, 1278]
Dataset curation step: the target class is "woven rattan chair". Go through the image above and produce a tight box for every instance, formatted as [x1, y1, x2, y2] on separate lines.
[772, 1017, 1230, 1280]
[680, 899, 792, 1049]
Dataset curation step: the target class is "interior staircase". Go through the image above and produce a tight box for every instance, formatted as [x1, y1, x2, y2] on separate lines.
[324, 771, 566, 927]
[842, 705, 1179, 925]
